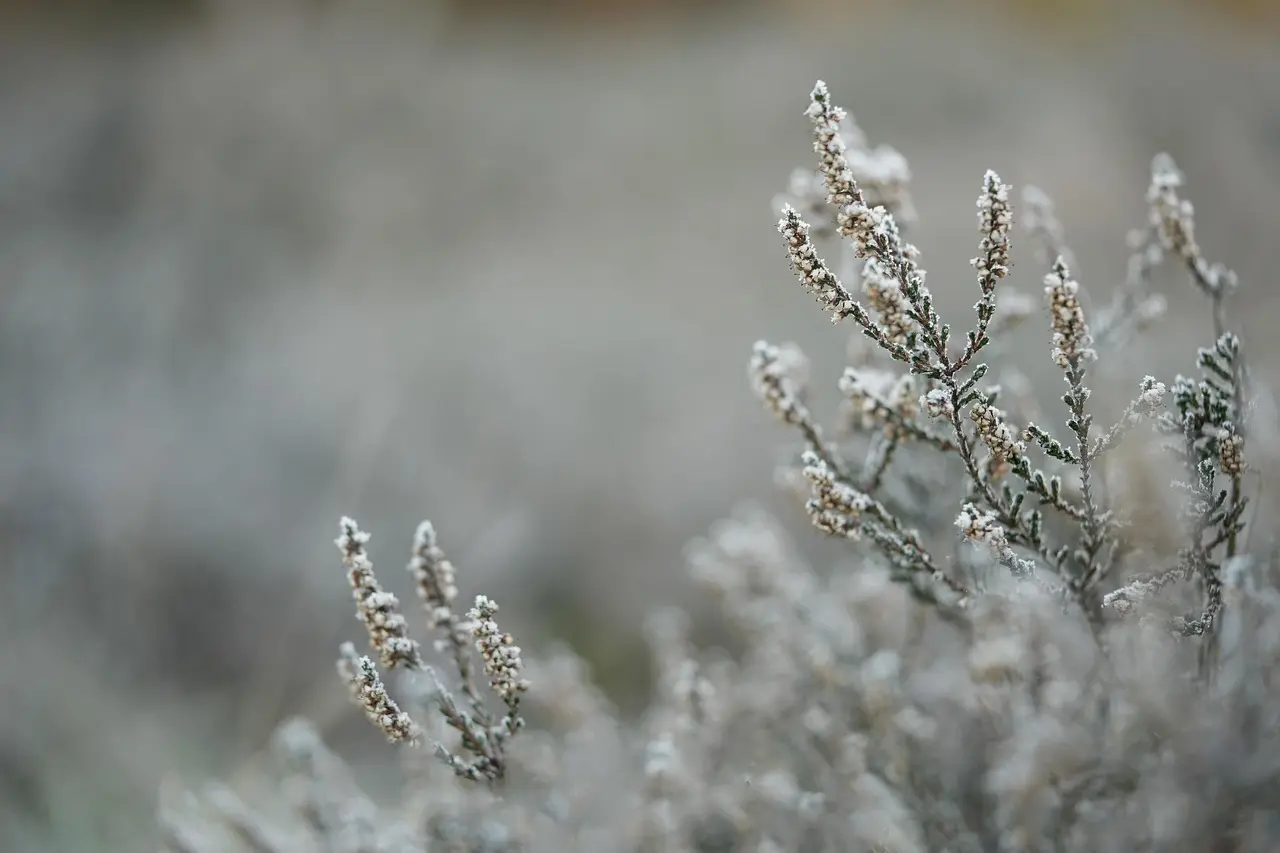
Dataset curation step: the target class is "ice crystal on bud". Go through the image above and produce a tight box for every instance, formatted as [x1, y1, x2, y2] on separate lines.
[1137, 376, 1167, 414]
[921, 387, 953, 420]
[1218, 430, 1246, 476]
[956, 503, 1009, 553]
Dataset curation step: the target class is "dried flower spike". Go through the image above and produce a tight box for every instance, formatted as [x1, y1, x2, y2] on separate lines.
[337, 516, 424, 671]
[1043, 259, 1096, 369]
[467, 595, 530, 702]
[338, 642, 421, 744]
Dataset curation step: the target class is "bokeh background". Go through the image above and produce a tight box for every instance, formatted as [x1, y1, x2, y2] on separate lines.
[1, 0, 1278, 849]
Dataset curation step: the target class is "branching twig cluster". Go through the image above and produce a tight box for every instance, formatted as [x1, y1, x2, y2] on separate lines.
[755, 81, 1253, 643]
[335, 516, 529, 782]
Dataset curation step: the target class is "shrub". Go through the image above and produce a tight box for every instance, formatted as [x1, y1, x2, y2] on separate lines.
[159, 81, 1280, 853]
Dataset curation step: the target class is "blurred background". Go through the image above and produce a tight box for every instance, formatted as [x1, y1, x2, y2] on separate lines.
[1, 0, 1278, 849]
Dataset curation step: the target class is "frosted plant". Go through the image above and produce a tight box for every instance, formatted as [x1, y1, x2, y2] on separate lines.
[755, 80, 1255, 640]
[337, 516, 529, 781]
[162, 80, 1280, 853]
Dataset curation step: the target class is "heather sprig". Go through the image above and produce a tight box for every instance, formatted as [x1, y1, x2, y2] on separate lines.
[333, 517, 529, 783]
[337, 641, 421, 745]
[337, 516, 424, 672]
[763, 81, 1256, 637]
[1100, 155, 1252, 640]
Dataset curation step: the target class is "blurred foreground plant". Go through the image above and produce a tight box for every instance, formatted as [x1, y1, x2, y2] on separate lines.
[160, 81, 1280, 853]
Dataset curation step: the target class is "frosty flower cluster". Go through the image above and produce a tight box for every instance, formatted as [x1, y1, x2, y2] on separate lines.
[955, 502, 1009, 552]
[969, 401, 1026, 470]
[839, 366, 917, 434]
[467, 595, 529, 701]
[778, 206, 859, 324]
[749, 339, 813, 429]
[973, 169, 1012, 290]
[338, 516, 424, 671]
[860, 260, 915, 347]
[1043, 260, 1096, 368]
[408, 520, 459, 631]
[337, 642, 420, 744]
